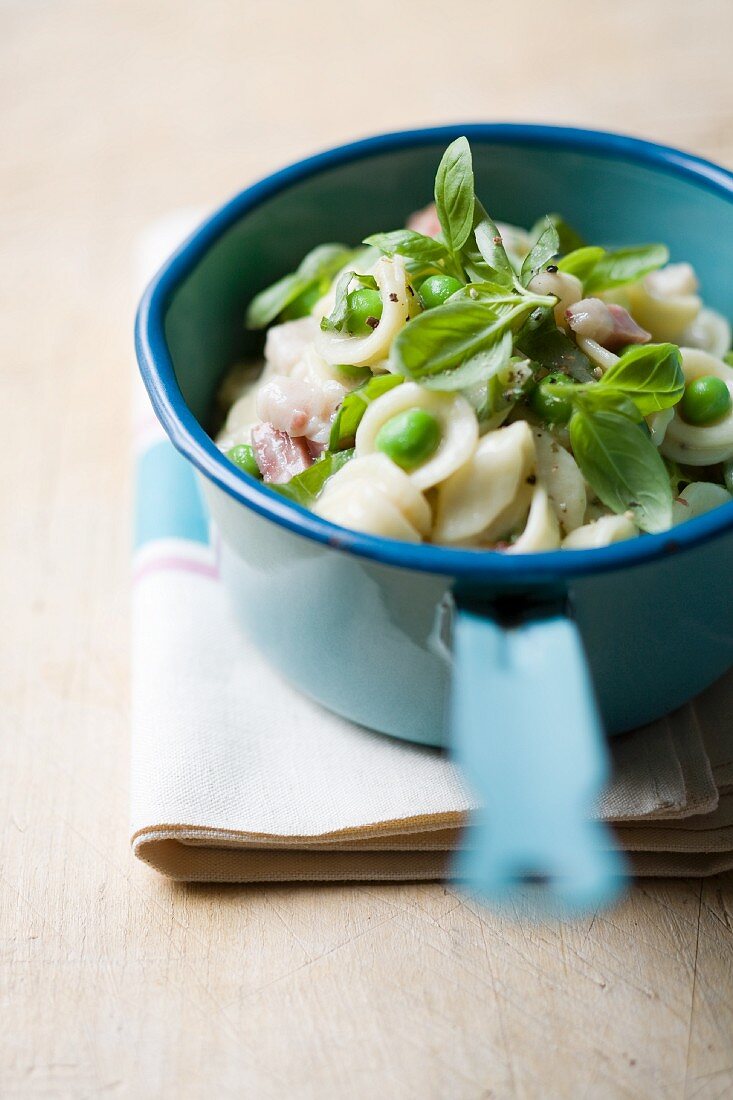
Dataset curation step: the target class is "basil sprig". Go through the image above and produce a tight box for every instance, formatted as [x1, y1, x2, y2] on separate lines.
[246, 243, 354, 329]
[569, 409, 673, 533]
[519, 217, 560, 287]
[434, 136, 475, 266]
[557, 243, 668, 294]
[390, 289, 555, 391]
[272, 449, 354, 507]
[329, 374, 403, 451]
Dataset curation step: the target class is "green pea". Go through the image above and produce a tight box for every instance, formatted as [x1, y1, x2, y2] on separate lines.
[375, 408, 442, 471]
[280, 281, 324, 321]
[345, 288, 383, 335]
[679, 376, 732, 426]
[226, 443, 261, 478]
[529, 372, 576, 424]
[418, 274, 463, 310]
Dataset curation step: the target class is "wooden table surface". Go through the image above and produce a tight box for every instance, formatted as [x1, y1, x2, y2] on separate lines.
[2, 2, 733, 1096]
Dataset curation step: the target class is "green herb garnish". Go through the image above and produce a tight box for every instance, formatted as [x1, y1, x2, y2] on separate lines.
[329, 374, 404, 451]
[272, 450, 354, 507]
[246, 243, 354, 329]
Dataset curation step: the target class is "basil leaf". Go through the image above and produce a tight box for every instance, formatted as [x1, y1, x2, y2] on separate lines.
[520, 216, 560, 286]
[471, 200, 515, 288]
[273, 450, 354, 508]
[245, 273, 308, 331]
[598, 343, 685, 415]
[569, 409, 673, 533]
[364, 229, 453, 269]
[583, 243, 669, 295]
[434, 136, 475, 254]
[421, 330, 514, 393]
[557, 246, 605, 284]
[391, 296, 535, 384]
[574, 389, 643, 423]
[298, 243, 352, 281]
[328, 374, 403, 451]
[516, 306, 595, 382]
[246, 243, 353, 329]
[537, 214, 587, 254]
[320, 270, 356, 333]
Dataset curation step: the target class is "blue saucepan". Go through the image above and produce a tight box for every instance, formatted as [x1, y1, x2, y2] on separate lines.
[136, 124, 733, 913]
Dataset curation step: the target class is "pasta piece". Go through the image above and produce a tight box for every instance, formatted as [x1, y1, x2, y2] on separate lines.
[314, 481, 423, 541]
[433, 421, 535, 544]
[672, 482, 732, 524]
[680, 308, 732, 359]
[533, 428, 587, 534]
[316, 256, 412, 368]
[318, 454, 431, 535]
[314, 455, 431, 541]
[264, 316, 320, 374]
[562, 514, 639, 549]
[506, 486, 561, 553]
[528, 270, 583, 330]
[290, 344, 363, 391]
[661, 348, 733, 465]
[574, 336, 618, 374]
[355, 382, 478, 491]
[625, 264, 701, 342]
[647, 407, 675, 448]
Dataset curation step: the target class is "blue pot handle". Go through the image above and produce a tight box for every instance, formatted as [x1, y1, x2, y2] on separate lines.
[450, 595, 627, 914]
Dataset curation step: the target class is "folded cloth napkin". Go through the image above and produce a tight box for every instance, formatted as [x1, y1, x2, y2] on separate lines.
[130, 214, 732, 883]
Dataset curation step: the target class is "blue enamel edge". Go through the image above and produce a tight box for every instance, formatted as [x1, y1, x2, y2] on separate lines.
[135, 122, 733, 581]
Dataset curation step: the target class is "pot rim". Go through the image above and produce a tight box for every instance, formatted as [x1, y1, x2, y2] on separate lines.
[135, 122, 733, 579]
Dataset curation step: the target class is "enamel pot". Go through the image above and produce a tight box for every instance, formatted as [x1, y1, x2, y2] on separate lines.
[136, 124, 733, 913]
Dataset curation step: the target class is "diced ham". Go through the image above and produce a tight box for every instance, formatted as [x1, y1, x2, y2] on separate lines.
[256, 374, 345, 444]
[565, 298, 651, 350]
[251, 423, 312, 484]
[406, 202, 441, 238]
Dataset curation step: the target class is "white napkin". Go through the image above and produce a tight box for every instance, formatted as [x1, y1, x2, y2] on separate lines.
[131, 213, 730, 883]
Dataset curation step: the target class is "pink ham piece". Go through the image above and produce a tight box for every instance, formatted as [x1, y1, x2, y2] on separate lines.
[565, 298, 651, 350]
[407, 202, 441, 238]
[251, 423, 312, 484]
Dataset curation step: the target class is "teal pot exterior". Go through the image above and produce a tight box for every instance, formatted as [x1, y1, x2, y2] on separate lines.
[136, 125, 733, 912]
[203, 476, 733, 745]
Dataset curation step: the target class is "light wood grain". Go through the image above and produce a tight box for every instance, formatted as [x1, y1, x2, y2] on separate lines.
[2, 1, 733, 1096]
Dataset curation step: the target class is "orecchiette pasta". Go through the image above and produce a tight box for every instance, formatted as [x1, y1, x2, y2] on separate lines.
[314, 454, 430, 541]
[672, 482, 732, 524]
[680, 308, 732, 359]
[432, 421, 535, 544]
[532, 428, 587, 534]
[506, 486, 561, 553]
[562, 514, 639, 550]
[264, 316, 320, 374]
[625, 263, 701, 342]
[661, 349, 733, 465]
[355, 382, 478, 491]
[316, 256, 411, 368]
